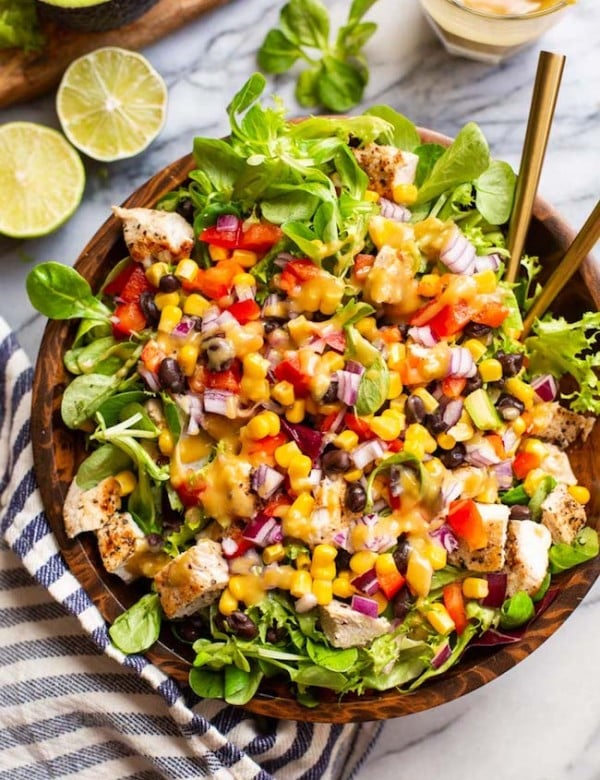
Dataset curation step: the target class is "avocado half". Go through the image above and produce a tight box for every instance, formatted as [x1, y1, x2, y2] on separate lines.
[36, 0, 160, 32]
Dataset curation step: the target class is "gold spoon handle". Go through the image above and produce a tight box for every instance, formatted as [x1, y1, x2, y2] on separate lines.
[522, 199, 600, 338]
[505, 51, 566, 284]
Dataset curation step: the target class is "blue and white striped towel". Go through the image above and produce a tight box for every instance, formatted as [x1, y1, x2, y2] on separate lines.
[0, 317, 382, 779]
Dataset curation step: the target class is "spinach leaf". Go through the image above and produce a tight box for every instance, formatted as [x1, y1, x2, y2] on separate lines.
[61, 373, 121, 429]
[75, 444, 132, 490]
[257, 28, 303, 73]
[128, 467, 161, 536]
[365, 451, 424, 510]
[108, 593, 162, 654]
[413, 143, 445, 187]
[224, 663, 263, 705]
[318, 56, 366, 114]
[415, 122, 490, 205]
[192, 138, 244, 194]
[528, 476, 556, 522]
[499, 591, 535, 629]
[26, 262, 111, 322]
[363, 105, 420, 151]
[96, 391, 147, 427]
[356, 352, 389, 416]
[475, 159, 516, 225]
[306, 640, 359, 672]
[279, 0, 329, 49]
[189, 668, 225, 699]
[549, 527, 599, 574]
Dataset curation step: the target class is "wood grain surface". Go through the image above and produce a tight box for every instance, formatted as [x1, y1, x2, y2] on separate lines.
[31, 129, 600, 723]
[0, 0, 231, 108]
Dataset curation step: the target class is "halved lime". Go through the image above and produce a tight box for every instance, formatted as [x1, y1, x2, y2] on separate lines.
[0, 122, 85, 239]
[56, 46, 168, 163]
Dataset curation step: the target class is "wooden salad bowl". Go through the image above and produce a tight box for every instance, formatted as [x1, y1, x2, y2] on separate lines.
[31, 129, 600, 723]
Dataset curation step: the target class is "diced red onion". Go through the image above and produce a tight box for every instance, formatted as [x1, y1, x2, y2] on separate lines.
[216, 214, 240, 232]
[440, 230, 476, 275]
[408, 325, 438, 347]
[364, 534, 396, 553]
[379, 197, 411, 222]
[351, 594, 379, 618]
[281, 420, 323, 462]
[352, 439, 386, 470]
[252, 464, 285, 499]
[308, 468, 322, 487]
[430, 524, 459, 553]
[352, 568, 380, 596]
[345, 360, 365, 376]
[335, 370, 361, 406]
[474, 253, 501, 273]
[295, 593, 318, 613]
[274, 252, 296, 268]
[325, 407, 346, 434]
[502, 426, 520, 454]
[465, 439, 501, 467]
[357, 512, 379, 527]
[200, 307, 221, 333]
[308, 336, 327, 354]
[138, 365, 161, 392]
[234, 284, 255, 302]
[531, 374, 558, 402]
[185, 394, 204, 436]
[242, 515, 279, 547]
[431, 642, 452, 669]
[333, 529, 350, 550]
[214, 310, 237, 329]
[172, 317, 195, 337]
[442, 398, 463, 428]
[491, 459, 514, 489]
[262, 293, 282, 315]
[448, 347, 477, 378]
[324, 330, 346, 353]
[441, 480, 463, 505]
[221, 537, 241, 558]
[203, 389, 236, 417]
[482, 573, 507, 608]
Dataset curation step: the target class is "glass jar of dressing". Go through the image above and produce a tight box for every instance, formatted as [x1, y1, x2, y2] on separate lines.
[418, 0, 573, 63]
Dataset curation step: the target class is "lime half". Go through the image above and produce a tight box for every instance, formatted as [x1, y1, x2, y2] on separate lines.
[56, 46, 168, 162]
[0, 122, 85, 239]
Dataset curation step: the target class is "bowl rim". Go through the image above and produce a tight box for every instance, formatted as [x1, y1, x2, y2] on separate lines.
[30, 127, 600, 723]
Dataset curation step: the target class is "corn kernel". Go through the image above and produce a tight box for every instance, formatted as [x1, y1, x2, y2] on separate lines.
[522, 438, 548, 459]
[243, 352, 270, 379]
[479, 358, 503, 383]
[286, 400, 306, 424]
[448, 414, 475, 443]
[332, 573, 355, 598]
[275, 441, 302, 468]
[463, 338, 488, 362]
[375, 553, 398, 578]
[335, 430, 359, 451]
[351, 523, 370, 551]
[424, 603, 455, 635]
[290, 570, 313, 598]
[505, 377, 535, 409]
[290, 492, 315, 517]
[473, 269, 498, 294]
[523, 467, 549, 497]
[364, 189, 380, 202]
[288, 453, 312, 479]
[393, 183, 418, 205]
[462, 577, 490, 600]
[372, 591, 389, 615]
[227, 574, 264, 606]
[145, 262, 169, 288]
[387, 371, 403, 400]
[276, 565, 295, 590]
[158, 429, 175, 456]
[209, 245, 230, 262]
[412, 387, 439, 413]
[369, 412, 402, 441]
[155, 291, 181, 310]
[387, 342, 406, 371]
[344, 469, 363, 482]
[263, 544, 285, 565]
[312, 544, 338, 565]
[219, 588, 238, 616]
[114, 470, 137, 496]
[178, 343, 199, 377]
[175, 258, 199, 282]
[568, 485, 591, 504]
[158, 304, 183, 332]
[231, 249, 258, 268]
[311, 562, 336, 581]
[320, 284, 345, 315]
[296, 552, 312, 570]
[512, 416, 527, 436]
[312, 578, 333, 605]
[320, 352, 345, 373]
[424, 457, 445, 482]
[424, 543, 447, 571]
[263, 565, 282, 589]
[356, 317, 378, 340]
[417, 273, 442, 298]
[240, 377, 270, 402]
[246, 411, 280, 440]
[183, 293, 210, 316]
[404, 423, 437, 459]
[350, 551, 378, 575]
[406, 550, 433, 597]
[271, 380, 295, 407]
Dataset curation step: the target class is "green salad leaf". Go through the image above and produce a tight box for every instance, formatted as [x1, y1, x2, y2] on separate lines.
[499, 592, 535, 629]
[109, 593, 162, 654]
[549, 527, 599, 574]
[26, 262, 112, 323]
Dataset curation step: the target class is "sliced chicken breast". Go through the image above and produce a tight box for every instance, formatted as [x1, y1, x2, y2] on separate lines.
[112, 206, 194, 266]
[96, 512, 147, 583]
[541, 483, 587, 545]
[353, 143, 419, 200]
[504, 519, 551, 597]
[319, 599, 390, 649]
[63, 476, 121, 538]
[448, 503, 509, 572]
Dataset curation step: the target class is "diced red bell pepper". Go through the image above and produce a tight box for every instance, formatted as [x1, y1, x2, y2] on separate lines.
[273, 356, 311, 397]
[377, 569, 406, 599]
[409, 297, 447, 327]
[471, 301, 510, 328]
[386, 439, 404, 453]
[428, 301, 475, 339]
[103, 263, 137, 296]
[323, 331, 346, 352]
[140, 339, 165, 373]
[184, 259, 245, 300]
[177, 474, 206, 508]
[278, 258, 320, 293]
[353, 253, 375, 281]
[204, 361, 242, 393]
[262, 492, 292, 517]
[244, 432, 288, 460]
[344, 412, 375, 440]
[447, 498, 488, 551]
[222, 526, 255, 559]
[199, 221, 283, 253]
[112, 300, 147, 338]
[226, 298, 261, 325]
[320, 411, 342, 432]
[443, 582, 468, 635]
[441, 376, 467, 398]
[513, 450, 541, 480]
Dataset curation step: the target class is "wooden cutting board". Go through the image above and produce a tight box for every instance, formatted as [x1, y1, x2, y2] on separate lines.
[0, 0, 231, 109]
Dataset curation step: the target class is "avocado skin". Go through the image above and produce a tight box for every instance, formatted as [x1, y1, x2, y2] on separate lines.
[37, 0, 160, 32]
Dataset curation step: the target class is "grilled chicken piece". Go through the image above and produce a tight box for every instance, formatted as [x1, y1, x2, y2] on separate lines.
[353, 143, 419, 200]
[504, 520, 551, 597]
[63, 477, 121, 539]
[539, 443, 577, 485]
[96, 512, 146, 583]
[530, 402, 595, 449]
[541, 483, 587, 545]
[448, 503, 509, 572]
[112, 206, 194, 266]
[319, 599, 390, 649]
[153, 539, 229, 620]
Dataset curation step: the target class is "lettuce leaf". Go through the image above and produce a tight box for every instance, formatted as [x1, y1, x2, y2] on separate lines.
[0, 0, 43, 51]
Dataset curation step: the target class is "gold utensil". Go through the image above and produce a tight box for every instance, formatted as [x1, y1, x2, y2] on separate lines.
[522, 200, 600, 337]
[505, 51, 566, 284]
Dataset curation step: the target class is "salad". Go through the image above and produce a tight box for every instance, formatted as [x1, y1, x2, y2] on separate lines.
[27, 74, 600, 708]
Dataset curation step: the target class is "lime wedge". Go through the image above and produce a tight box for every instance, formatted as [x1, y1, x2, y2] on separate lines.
[0, 122, 85, 239]
[56, 46, 168, 163]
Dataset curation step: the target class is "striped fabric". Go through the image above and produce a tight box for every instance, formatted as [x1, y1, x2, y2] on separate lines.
[0, 318, 382, 779]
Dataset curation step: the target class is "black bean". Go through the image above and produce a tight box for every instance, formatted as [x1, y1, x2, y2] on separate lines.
[336, 548, 352, 572]
[226, 611, 259, 640]
[266, 626, 287, 644]
[392, 587, 414, 621]
[192, 316, 204, 332]
[405, 394, 426, 424]
[465, 373, 483, 393]
[203, 336, 235, 372]
[463, 322, 492, 339]
[263, 319, 280, 334]
[425, 411, 449, 436]
[159, 273, 181, 293]
[139, 291, 160, 326]
[322, 448, 351, 475]
[177, 615, 205, 642]
[498, 351, 524, 378]
[509, 504, 532, 521]
[439, 442, 466, 469]
[321, 380, 339, 404]
[393, 535, 411, 574]
[175, 198, 194, 224]
[158, 357, 186, 393]
[496, 393, 525, 421]
[345, 483, 367, 513]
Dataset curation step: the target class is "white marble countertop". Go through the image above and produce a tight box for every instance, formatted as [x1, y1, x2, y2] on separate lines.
[1, 0, 599, 777]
